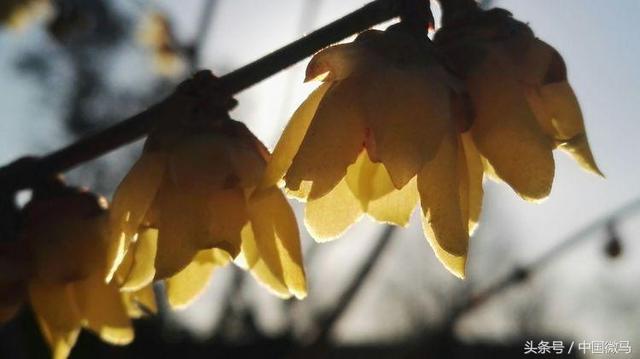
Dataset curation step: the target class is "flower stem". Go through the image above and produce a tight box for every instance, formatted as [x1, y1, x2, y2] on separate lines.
[0, 0, 404, 192]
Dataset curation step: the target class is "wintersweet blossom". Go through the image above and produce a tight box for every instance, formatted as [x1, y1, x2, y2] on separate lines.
[259, 24, 483, 277]
[434, 7, 602, 200]
[108, 106, 306, 306]
[20, 187, 154, 359]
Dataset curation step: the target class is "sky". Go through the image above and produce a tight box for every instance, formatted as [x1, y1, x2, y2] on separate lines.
[1, 0, 640, 353]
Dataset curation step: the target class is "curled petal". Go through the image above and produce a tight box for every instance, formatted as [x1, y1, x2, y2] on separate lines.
[285, 77, 366, 199]
[165, 249, 230, 309]
[259, 82, 332, 191]
[306, 42, 373, 82]
[538, 82, 603, 176]
[558, 135, 602, 176]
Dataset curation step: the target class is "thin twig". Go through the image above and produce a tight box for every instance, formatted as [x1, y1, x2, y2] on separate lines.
[0, 0, 402, 193]
[448, 197, 640, 324]
[189, 0, 217, 71]
[308, 225, 397, 346]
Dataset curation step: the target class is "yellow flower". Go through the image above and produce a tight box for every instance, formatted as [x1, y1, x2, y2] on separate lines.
[108, 115, 306, 307]
[434, 8, 602, 200]
[259, 25, 483, 278]
[20, 187, 154, 359]
[0, 0, 49, 29]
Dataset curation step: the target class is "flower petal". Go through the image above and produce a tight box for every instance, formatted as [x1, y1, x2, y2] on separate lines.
[420, 216, 466, 278]
[468, 49, 555, 201]
[362, 67, 450, 188]
[119, 228, 158, 292]
[305, 41, 374, 82]
[73, 272, 133, 345]
[305, 177, 363, 242]
[417, 130, 468, 277]
[29, 282, 82, 359]
[344, 151, 419, 227]
[344, 151, 393, 207]
[122, 285, 157, 318]
[460, 133, 484, 234]
[107, 152, 165, 281]
[539, 82, 603, 176]
[284, 77, 366, 200]
[165, 248, 230, 309]
[516, 38, 555, 85]
[153, 185, 201, 279]
[167, 133, 235, 192]
[367, 178, 419, 227]
[259, 82, 332, 191]
[244, 187, 307, 299]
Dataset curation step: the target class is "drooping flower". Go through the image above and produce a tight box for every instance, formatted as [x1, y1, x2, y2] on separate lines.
[434, 6, 602, 201]
[107, 90, 306, 306]
[18, 185, 155, 359]
[259, 24, 483, 278]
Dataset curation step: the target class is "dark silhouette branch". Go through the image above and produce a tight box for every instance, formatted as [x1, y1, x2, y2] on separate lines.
[447, 197, 640, 326]
[188, 0, 218, 71]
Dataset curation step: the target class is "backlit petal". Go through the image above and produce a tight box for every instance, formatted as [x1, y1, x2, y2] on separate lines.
[305, 42, 373, 82]
[305, 178, 363, 242]
[107, 152, 165, 281]
[165, 248, 230, 309]
[468, 49, 555, 201]
[367, 178, 419, 227]
[362, 67, 450, 188]
[245, 187, 306, 298]
[344, 151, 393, 208]
[122, 285, 157, 318]
[285, 77, 366, 200]
[460, 133, 484, 234]
[119, 228, 158, 292]
[417, 130, 468, 278]
[73, 272, 133, 345]
[259, 83, 332, 191]
[239, 224, 289, 297]
[421, 216, 466, 278]
[538, 82, 603, 176]
[29, 282, 82, 359]
[153, 185, 201, 279]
